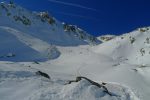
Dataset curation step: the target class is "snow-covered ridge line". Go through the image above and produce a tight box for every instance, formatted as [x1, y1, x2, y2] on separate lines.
[0, 1, 100, 45]
[0, 1, 100, 61]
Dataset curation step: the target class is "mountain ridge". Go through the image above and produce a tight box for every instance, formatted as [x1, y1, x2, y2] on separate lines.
[0, 1, 100, 46]
[0, 1, 100, 61]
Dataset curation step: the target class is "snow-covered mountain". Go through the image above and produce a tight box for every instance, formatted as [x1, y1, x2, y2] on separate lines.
[0, 2, 100, 61]
[94, 27, 150, 65]
[0, 1, 150, 100]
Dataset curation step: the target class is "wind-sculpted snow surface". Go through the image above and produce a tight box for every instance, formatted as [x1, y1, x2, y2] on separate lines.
[0, 62, 139, 100]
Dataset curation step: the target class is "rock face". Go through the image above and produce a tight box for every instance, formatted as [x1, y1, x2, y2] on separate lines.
[66, 76, 112, 96]
[36, 71, 51, 79]
[97, 35, 116, 42]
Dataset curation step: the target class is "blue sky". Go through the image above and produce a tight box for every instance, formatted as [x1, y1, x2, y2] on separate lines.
[2, 0, 150, 36]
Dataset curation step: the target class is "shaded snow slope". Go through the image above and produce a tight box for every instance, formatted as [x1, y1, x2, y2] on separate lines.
[0, 26, 60, 62]
[0, 29, 44, 61]
[0, 26, 60, 61]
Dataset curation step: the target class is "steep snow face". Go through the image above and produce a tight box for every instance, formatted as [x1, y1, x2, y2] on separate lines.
[0, 2, 100, 46]
[0, 2, 99, 61]
[94, 27, 150, 65]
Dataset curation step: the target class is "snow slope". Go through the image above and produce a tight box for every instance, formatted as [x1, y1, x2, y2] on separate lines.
[0, 1, 150, 100]
[0, 62, 138, 100]
[93, 27, 150, 65]
[0, 2, 100, 61]
[0, 26, 60, 61]
[0, 2, 99, 46]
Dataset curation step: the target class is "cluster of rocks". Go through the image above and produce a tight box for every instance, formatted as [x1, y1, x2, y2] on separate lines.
[65, 76, 112, 96]
[13, 15, 31, 25]
[100, 36, 115, 41]
[129, 36, 136, 44]
[138, 27, 149, 32]
[62, 23, 97, 44]
[37, 12, 55, 25]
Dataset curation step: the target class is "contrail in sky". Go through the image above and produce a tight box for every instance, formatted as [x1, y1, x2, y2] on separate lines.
[50, 11, 101, 22]
[47, 0, 98, 12]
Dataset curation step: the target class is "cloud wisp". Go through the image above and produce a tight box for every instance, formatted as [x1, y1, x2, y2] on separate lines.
[47, 0, 98, 12]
